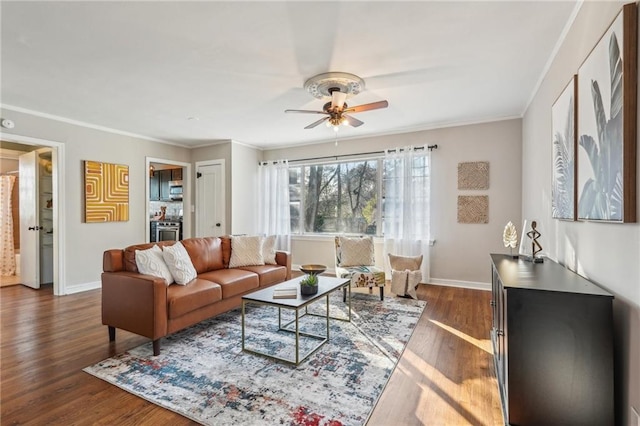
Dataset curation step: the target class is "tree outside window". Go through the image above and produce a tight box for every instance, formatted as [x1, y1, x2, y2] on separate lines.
[289, 160, 379, 235]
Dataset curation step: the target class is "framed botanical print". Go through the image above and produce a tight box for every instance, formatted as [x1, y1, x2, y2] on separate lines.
[577, 3, 637, 222]
[551, 75, 577, 220]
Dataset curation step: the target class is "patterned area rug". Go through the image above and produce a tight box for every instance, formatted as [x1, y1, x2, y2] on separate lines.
[84, 292, 426, 426]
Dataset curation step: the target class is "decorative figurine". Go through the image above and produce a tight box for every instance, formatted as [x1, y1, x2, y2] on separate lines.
[502, 221, 519, 258]
[526, 220, 544, 263]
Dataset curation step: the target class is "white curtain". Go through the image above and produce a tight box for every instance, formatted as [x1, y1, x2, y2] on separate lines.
[0, 175, 17, 276]
[383, 146, 431, 282]
[258, 160, 291, 251]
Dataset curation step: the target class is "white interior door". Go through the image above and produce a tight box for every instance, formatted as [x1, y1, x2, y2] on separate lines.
[19, 151, 40, 289]
[196, 162, 225, 237]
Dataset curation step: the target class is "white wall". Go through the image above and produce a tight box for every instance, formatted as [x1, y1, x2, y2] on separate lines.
[522, 2, 639, 424]
[0, 108, 191, 293]
[230, 141, 260, 235]
[264, 118, 522, 287]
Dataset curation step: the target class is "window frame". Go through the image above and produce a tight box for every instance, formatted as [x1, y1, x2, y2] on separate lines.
[289, 155, 384, 237]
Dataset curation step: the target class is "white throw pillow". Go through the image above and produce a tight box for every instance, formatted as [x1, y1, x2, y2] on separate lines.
[229, 235, 265, 267]
[162, 242, 197, 285]
[262, 235, 277, 265]
[339, 236, 375, 267]
[135, 245, 174, 285]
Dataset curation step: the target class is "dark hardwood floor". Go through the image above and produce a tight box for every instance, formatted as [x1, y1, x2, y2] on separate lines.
[0, 282, 503, 425]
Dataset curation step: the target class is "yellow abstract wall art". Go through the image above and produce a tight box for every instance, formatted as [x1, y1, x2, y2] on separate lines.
[84, 160, 129, 223]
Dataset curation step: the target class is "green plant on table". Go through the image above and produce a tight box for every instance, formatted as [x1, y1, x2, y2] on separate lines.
[300, 274, 318, 286]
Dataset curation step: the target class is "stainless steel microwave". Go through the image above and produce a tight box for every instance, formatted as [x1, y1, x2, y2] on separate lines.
[169, 180, 183, 200]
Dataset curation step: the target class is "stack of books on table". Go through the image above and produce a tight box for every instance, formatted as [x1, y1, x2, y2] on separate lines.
[273, 287, 297, 299]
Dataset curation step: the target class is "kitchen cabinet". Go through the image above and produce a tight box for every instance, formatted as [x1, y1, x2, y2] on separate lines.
[150, 169, 172, 201]
[490, 254, 614, 426]
[150, 172, 160, 201]
[159, 170, 171, 201]
[171, 168, 182, 181]
[150, 221, 158, 242]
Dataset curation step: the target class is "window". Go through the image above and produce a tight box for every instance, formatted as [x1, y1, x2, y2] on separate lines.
[289, 159, 380, 235]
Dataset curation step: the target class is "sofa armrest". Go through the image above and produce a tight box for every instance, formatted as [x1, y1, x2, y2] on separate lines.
[101, 271, 168, 340]
[275, 251, 292, 280]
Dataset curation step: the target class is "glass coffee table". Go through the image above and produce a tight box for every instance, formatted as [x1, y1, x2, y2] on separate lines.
[241, 276, 351, 365]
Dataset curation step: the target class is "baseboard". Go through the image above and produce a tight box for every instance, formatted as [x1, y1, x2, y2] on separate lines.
[65, 280, 101, 295]
[427, 278, 491, 291]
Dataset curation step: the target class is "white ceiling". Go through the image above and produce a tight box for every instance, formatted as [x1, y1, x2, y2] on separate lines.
[1, 1, 578, 149]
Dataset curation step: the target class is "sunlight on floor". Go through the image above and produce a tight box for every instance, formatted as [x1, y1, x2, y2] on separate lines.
[398, 348, 493, 425]
[429, 319, 493, 354]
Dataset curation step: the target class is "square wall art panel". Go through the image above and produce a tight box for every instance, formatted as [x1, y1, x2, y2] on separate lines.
[457, 195, 489, 224]
[458, 161, 489, 190]
[84, 160, 129, 223]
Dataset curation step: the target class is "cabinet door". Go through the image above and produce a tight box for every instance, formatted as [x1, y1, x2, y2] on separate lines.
[150, 172, 160, 201]
[171, 168, 183, 181]
[160, 170, 171, 200]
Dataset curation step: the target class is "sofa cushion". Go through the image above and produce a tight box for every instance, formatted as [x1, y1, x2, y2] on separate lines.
[238, 265, 287, 287]
[337, 236, 375, 267]
[182, 237, 224, 274]
[135, 245, 174, 285]
[262, 235, 277, 265]
[198, 269, 259, 298]
[220, 236, 232, 268]
[163, 242, 197, 285]
[123, 241, 175, 273]
[229, 235, 265, 267]
[167, 278, 222, 319]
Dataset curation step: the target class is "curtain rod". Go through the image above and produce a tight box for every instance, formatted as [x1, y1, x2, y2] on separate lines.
[260, 144, 438, 165]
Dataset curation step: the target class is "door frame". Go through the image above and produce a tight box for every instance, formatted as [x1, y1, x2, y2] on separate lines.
[145, 157, 192, 242]
[195, 159, 226, 237]
[1, 133, 65, 295]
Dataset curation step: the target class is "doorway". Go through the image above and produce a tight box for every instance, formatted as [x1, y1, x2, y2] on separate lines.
[195, 159, 226, 237]
[145, 157, 191, 243]
[0, 135, 64, 295]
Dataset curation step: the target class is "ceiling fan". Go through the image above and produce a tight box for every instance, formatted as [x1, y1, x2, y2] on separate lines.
[285, 72, 389, 130]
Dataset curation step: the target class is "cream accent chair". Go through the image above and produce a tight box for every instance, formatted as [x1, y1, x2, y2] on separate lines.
[388, 253, 423, 299]
[334, 236, 386, 300]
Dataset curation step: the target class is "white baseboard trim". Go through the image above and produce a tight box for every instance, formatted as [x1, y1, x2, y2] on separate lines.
[65, 280, 101, 295]
[426, 278, 491, 291]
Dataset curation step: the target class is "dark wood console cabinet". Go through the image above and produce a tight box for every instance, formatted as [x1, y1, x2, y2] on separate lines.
[490, 254, 614, 426]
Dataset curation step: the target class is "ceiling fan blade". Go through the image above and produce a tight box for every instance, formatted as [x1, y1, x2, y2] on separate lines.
[343, 114, 364, 127]
[331, 91, 347, 109]
[285, 109, 327, 114]
[344, 100, 389, 114]
[305, 117, 329, 129]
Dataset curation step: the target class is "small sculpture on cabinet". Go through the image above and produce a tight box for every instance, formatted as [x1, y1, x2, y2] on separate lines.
[502, 221, 519, 258]
[526, 221, 544, 263]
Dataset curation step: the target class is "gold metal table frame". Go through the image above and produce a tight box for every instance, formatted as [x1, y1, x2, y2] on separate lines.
[241, 276, 351, 366]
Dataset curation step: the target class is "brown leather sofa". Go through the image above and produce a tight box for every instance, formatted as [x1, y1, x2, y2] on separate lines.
[101, 236, 291, 355]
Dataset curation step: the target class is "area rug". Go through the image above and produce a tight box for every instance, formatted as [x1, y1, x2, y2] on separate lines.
[84, 292, 426, 426]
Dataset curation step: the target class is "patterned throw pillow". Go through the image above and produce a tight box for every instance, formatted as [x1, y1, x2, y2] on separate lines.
[135, 245, 174, 285]
[262, 235, 277, 265]
[339, 236, 374, 267]
[162, 242, 197, 285]
[229, 236, 265, 267]
[388, 254, 423, 272]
